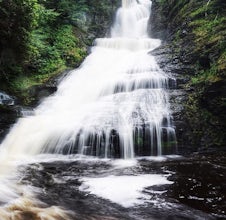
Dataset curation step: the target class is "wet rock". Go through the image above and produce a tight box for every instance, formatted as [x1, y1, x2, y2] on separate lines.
[166, 151, 226, 219]
[150, 41, 193, 151]
[28, 85, 57, 106]
[200, 80, 226, 117]
[26, 69, 72, 107]
[0, 91, 14, 105]
[77, 0, 121, 44]
[0, 91, 19, 142]
[148, 0, 168, 40]
[0, 104, 18, 143]
[199, 55, 211, 69]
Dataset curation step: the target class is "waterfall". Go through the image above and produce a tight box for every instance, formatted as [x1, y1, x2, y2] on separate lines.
[0, 0, 176, 159]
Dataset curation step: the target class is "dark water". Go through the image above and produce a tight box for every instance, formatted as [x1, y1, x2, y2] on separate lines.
[17, 151, 226, 220]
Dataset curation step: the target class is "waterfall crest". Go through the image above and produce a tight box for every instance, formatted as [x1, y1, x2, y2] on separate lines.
[0, 0, 176, 159]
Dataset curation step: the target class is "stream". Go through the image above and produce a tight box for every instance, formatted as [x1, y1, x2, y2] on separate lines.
[1, 152, 224, 220]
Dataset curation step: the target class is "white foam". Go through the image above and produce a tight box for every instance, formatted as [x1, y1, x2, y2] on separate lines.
[137, 155, 182, 161]
[79, 174, 173, 207]
[111, 159, 138, 168]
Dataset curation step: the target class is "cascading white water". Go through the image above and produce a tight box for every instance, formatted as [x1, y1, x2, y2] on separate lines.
[0, 0, 176, 160]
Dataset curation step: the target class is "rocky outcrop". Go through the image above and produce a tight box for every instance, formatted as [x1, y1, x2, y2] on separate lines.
[150, 0, 226, 152]
[0, 93, 18, 142]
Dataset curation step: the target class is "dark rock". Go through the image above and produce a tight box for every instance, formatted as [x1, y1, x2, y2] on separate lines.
[199, 56, 210, 69]
[166, 151, 226, 218]
[0, 91, 15, 105]
[0, 104, 19, 143]
[200, 80, 226, 116]
[79, 0, 121, 44]
[28, 85, 57, 106]
[0, 91, 19, 142]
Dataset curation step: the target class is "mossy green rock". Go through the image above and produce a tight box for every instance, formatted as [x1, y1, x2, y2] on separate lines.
[150, 0, 226, 151]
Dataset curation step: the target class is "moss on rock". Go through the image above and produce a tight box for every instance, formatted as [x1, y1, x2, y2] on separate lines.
[151, 0, 226, 149]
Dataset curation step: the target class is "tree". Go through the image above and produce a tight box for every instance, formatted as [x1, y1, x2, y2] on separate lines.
[0, 0, 38, 79]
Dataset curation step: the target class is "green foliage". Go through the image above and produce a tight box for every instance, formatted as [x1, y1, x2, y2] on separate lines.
[34, 4, 59, 26]
[0, 0, 38, 48]
[191, 17, 226, 43]
[58, 0, 88, 24]
[164, 0, 226, 85]
[54, 25, 86, 66]
[191, 64, 220, 85]
[0, 0, 118, 103]
[218, 50, 226, 73]
[0, 0, 88, 99]
[27, 24, 86, 77]
[29, 30, 64, 75]
[0, 0, 38, 78]
[40, 0, 89, 27]
[188, 2, 226, 87]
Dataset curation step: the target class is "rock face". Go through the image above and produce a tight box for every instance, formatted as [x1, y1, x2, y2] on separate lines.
[0, 92, 18, 142]
[75, 0, 121, 44]
[149, 0, 226, 152]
